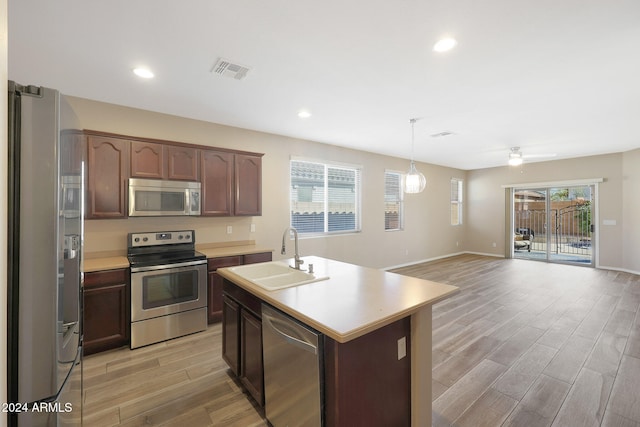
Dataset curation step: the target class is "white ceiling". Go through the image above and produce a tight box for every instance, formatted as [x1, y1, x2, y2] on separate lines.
[8, 0, 640, 170]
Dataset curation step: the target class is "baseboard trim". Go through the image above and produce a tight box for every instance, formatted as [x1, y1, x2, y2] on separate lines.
[597, 265, 640, 276]
[385, 252, 639, 277]
[384, 251, 504, 271]
[384, 252, 466, 271]
[463, 251, 505, 259]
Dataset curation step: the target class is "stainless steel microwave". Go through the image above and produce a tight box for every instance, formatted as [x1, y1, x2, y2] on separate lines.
[128, 178, 201, 216]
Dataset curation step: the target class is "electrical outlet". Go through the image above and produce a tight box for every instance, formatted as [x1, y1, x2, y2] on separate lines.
[226, 226, 232, 234]
[397, 337, 407, 360]
[250, 223, 256, 232]
[456, 241, 459, 247]
[492, 242, 497, 247]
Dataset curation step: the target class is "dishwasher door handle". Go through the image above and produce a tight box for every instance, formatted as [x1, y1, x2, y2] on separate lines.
[263, 313, 318, 355]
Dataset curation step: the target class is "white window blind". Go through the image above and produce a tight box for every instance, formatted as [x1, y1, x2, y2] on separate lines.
[290, 160, 361, 234]
[451, 178, 463, 226]
[384, 171, 404, 231]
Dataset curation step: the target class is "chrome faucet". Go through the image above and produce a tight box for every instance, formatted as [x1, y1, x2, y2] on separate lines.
[281, 227, 304, 270]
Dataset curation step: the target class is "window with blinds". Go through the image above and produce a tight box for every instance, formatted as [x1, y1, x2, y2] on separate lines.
[451, 178, 463, 226]
[384, 171, 404, 231]
[290, 159, 362, 234]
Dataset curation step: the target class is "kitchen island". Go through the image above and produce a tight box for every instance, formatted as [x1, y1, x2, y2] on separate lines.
[218, 255, 458, 427]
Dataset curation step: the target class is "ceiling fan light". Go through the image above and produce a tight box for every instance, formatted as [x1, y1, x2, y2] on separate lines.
[404, 161, 426, 193]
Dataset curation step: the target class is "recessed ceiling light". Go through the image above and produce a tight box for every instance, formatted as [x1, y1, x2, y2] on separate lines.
[297, 110, 312, 119]
[433, 38, 457, 53]
[133, 67, 154, 79]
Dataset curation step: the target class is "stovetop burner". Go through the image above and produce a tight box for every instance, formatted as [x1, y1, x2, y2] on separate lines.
[127, 230, 206, 268]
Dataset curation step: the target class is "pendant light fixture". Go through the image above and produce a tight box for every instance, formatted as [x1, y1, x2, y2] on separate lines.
[508, 147, 523, 166]
[404, 118, 426, 193]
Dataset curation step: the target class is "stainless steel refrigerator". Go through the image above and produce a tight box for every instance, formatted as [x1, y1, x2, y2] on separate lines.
[7, 81, 83, 426]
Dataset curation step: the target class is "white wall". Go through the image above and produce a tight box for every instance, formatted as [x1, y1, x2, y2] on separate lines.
[68, 96, 467, 269]
[466, 153, 632, 271]
[66, 96, 640, 273]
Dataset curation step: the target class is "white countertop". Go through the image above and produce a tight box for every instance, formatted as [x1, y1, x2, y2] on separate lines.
[217, 255, 459, 343]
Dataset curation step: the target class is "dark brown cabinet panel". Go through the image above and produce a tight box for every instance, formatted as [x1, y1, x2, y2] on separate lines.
[167, 146, 199, 181]
[222, 279, 264, 407]
[84, 269, 130, 355]
[130, 141, 165, 179]
[131, 142, 198, 181]
[208, 253, 271, 324]
[243, 252, 272, 265]
[241, 309, 264, 406]
[324, 317, 411, 426]
[208, 272, 224, 324]
[234, 154, 262, 216]
[201, 150, 234, 216]
[207, 255, 243, 324]
[222, 295, 240, 376]
[87, 136, 129, 219]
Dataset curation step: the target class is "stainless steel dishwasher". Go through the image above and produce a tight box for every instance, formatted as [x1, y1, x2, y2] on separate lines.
[262, 303, 323, 427]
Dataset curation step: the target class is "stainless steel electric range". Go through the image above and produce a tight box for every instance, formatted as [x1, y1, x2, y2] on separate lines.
[127, 230, 207, 349]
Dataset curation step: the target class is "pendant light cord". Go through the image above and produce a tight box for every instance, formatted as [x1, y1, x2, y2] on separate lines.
[409, 118, 420, 162]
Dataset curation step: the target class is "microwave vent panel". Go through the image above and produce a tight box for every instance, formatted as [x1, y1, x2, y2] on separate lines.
[212, 58, 251, 80]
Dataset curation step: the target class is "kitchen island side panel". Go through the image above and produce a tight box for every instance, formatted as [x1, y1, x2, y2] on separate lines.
[324, 317, 411, 426]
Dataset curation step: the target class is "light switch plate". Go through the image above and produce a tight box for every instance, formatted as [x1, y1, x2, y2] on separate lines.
[397, 336, 407, 360]
[250, 223, 256, 232]
[226, 225, 233, 234]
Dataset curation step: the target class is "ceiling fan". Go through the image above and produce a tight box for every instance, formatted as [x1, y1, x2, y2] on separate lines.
[508, 146, 557, 166]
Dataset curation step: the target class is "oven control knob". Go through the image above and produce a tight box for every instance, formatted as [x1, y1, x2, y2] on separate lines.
[178, 235, 183, 240]
[134, 237, 140, 243]
[185, 234, 191, 239]
[143, 237, 148, 242]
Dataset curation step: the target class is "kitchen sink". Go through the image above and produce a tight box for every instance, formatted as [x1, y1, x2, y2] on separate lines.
[227, 261, 329, 291]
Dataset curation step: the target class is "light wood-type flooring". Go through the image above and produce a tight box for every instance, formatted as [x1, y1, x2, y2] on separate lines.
[391, 254, 640, 427]
[83, 254, 640, 426]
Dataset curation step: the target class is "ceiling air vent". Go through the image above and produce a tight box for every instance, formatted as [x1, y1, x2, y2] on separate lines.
[212, 58, 250, 80]
[430, 131, 456, 138]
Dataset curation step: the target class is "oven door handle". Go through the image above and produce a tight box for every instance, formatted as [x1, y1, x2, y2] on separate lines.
[130, 259, 207, 273]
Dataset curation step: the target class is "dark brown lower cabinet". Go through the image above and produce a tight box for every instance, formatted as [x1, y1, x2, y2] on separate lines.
[208, 252, 272, 324]
[222, 280, 264, 407]
[83, 269, 130, 355]
[222, 295, 240, 375]
[240, 309, 264, 405]
[221, 278, 412, 425]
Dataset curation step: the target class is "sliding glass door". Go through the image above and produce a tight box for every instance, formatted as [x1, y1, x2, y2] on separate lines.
[513, 185, 594, 265]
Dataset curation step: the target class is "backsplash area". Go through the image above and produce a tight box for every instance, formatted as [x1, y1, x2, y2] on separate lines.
[84, 216, 258, 255]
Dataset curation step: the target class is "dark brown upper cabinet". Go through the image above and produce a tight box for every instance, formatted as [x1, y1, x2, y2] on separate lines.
[234, 154, 262, 216]
[201, 149, 234, 216]
[167, 145, 199, 181]
[84, 130, 262, 219]
[87, 135, 129, 219]
[131, 141, 199, 181]
[130, 141, 164, 179]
